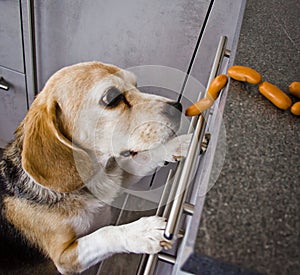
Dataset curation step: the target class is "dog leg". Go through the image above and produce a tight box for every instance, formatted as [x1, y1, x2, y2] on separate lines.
[56, 216, 166, 274]
[137, 133, 192, 166]
[117, 133, 192, 179]
[161, 133, 192, 162]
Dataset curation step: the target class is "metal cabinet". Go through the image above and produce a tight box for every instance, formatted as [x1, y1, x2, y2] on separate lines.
[0, 1, 246, 274]
[0, 0, 35, 148]
[0, 67, 27, 147]
[34, 0, 211, 91]
[0, 0, 26, 147]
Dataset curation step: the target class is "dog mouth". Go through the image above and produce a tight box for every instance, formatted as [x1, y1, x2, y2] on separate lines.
[120, 150, 138, 157]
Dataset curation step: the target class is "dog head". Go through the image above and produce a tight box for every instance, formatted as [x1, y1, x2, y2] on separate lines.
[21, 62, 182, 192]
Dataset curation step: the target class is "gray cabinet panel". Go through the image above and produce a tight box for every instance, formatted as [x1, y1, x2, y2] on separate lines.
[182, 0, 246, 104]
[0, 0, 24, 73]
[0, 67, 27, 147]
[34, 0, 211, 90]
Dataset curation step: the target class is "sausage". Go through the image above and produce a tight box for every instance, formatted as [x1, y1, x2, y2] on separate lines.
[289, 82, 300, 98]
[291, 102, 300, 116]
[228, 65, 262, 85]
[185, 97, 214, 117]
[258, 82, 292, 110]
[185, 74, 228, 117]
[207, 74, 228, 100]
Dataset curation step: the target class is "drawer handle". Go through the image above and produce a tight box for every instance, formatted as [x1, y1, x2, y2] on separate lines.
[0, 77, 10, 91]
[137, 36, 230, 275]
[164, 35, 229, 241]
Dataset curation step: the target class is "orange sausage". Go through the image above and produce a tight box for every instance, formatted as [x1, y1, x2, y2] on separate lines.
[207, 74, 228, 100]
[185, 74, 228, 117]
[289, 82, 300, 98]
[291, 102, 300, 116]
[185, 97, 214, 117]
[258, 82, 292, 110]
[228, 65, 262, 85]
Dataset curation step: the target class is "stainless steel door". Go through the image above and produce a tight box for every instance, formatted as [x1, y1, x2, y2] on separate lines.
[34, 0, 211, 91]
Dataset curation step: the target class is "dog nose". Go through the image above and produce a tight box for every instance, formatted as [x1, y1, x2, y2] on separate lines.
[164, 101, 182, 118]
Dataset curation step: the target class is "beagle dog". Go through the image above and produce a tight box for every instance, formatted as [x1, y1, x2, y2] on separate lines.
[0, 62, 191, 274]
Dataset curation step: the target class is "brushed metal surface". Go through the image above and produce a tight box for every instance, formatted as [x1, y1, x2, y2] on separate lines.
[0, 0, 24, 73]
[0, 67, 27, 147]
[34, 0, 210, 91]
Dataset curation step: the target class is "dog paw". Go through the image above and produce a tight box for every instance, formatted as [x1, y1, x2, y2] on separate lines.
[122, 216, 167, 254]
[163, 133, 192, 162]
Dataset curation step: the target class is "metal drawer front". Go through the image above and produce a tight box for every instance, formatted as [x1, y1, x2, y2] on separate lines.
[0, 67, 27, 147]
[0, 0, 24, 73]
[34, 0, 211, 90]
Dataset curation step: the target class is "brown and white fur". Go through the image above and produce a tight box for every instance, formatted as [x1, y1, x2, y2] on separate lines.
[0, 62, 191, 274]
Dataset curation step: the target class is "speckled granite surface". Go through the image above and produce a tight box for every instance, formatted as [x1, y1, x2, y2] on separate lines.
[196, 0, 300, 274]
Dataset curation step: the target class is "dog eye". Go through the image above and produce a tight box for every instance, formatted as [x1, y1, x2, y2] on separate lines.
[101, 87, 124, 107]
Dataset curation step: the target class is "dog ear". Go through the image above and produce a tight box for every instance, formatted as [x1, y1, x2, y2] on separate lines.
[22, 99, 94, 193]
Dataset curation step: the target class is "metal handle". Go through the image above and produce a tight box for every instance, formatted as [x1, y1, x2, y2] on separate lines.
[0, 77, 10, 91]
[164, 35, 228, 241]
[137, 36, 229, 275]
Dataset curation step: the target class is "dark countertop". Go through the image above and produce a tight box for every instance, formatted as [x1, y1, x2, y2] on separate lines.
[195, 0, 300, 274]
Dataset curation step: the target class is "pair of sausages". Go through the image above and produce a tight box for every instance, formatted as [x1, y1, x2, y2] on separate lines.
[289, 82, 300, 115]
[185, 65, 300, 116]
[227, 66, 293, 109]
[259, 82, 300, 115]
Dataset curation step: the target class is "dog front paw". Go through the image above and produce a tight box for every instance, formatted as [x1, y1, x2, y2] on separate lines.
[164, 133, 192, 162]
[122, 216, 168, 254]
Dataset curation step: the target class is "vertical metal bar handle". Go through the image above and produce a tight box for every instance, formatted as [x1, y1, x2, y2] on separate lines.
[136, 36, 229, 275]
[188, 36, 228, 133]
[206, 36, 228, 95]
[137, 169, 172, 275]
[164, 36, 228, 241]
